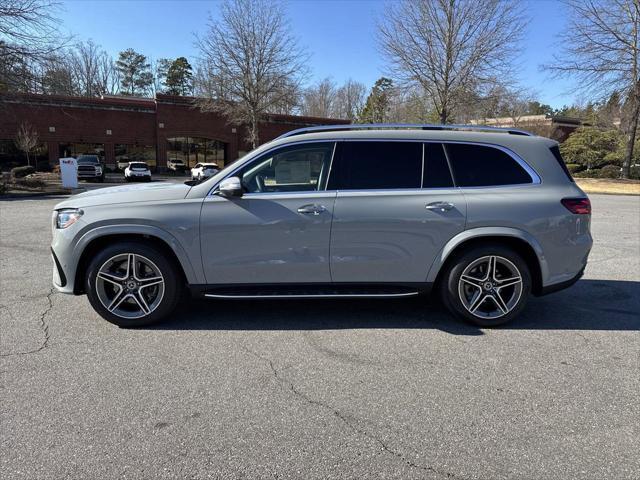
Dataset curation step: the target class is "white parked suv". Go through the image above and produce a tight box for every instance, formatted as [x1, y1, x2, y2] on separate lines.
[191, 163, 219, 181]
[124, 162, 151, 182]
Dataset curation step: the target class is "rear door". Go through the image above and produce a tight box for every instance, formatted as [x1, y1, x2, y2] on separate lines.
[329, 141, 466, 283]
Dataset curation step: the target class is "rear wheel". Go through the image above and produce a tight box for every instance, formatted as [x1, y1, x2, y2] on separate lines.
[439, 245, 531, 327]
[85, 242, 181, 327]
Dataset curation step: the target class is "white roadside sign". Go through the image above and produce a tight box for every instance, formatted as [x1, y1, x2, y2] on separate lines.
[59, 157, 78, 189]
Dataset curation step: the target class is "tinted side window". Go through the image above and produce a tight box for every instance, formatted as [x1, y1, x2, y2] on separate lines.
[424, 143, 454, 188]
[330, 141, 422, 190]
[445, 143, 532, 187]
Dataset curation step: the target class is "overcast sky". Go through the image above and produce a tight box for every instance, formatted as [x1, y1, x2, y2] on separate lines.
[59, 0, 581, 108]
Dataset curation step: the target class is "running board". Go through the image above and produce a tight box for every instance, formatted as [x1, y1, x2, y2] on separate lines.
[204, 291, 420, 299]
[196, 283, 426, 299]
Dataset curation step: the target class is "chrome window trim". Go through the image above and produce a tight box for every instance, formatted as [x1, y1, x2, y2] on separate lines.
[208, 137, 541, 197]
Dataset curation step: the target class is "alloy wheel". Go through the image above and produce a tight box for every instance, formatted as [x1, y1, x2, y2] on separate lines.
[457, 255, 523, 320]
[95, 253, 165, 319]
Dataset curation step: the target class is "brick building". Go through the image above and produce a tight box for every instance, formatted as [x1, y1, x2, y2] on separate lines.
[470, 114, 583, 141]
[0, 93, 349, 171]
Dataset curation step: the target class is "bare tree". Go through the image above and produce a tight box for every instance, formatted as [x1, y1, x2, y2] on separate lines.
[69, 40, 116, 97]
[15, 121, 39, 167]
[544, 0, 639, 178]
[96, 50, 119, 95]
[334, 79, 367, 120]
[378, 0, 527, 124]
[301, 77, 337, 117]
[40, 53, 75, 95]
[0, 0, 68, 91]
[195, 0, 308, 148]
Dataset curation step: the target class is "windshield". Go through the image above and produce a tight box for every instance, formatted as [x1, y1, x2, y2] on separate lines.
[130, 162, 148, 169]
[77, 156, 99, 164]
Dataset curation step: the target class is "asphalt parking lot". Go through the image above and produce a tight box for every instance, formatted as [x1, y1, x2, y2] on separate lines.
[1, 193, 638, 479]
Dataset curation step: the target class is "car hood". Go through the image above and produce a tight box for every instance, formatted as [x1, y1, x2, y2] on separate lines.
[54, 182, 192, 209]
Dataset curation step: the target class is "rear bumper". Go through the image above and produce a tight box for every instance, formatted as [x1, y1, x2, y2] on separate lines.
[538, 267, 584, 296]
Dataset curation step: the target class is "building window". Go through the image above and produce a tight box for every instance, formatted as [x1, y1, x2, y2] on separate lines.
[115, 144, 157, 169]
[59, 143, 105, 163]
[166, 137, 226, 168]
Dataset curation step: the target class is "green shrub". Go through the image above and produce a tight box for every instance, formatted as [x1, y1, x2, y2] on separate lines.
[11, 165, 35, 178]
[598, 164, 621, 179]
[14, 177, 46, 189]
[0, 182, 5, 195]
[630, 165, 640, 180]
[560, 127, 625, 170]
[566, 163, 583, 173]
[574, 168, 601, 178]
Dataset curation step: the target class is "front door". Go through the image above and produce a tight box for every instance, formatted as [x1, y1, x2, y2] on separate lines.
[329, 141, 466, 283]
[199, 142, 336, 285]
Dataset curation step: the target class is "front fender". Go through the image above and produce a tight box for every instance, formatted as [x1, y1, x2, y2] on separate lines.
[74, 224, 203, 285]
[425, 227, 549, 284]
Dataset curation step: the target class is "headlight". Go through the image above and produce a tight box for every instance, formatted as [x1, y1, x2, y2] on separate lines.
[55, 209, 83, 229]
[95, 167, 102, 174]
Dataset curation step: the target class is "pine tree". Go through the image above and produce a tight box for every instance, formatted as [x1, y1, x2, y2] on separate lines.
[116, 48, 153, 96]
[358, 78, 393, 123]
[165, 57, 193, 96]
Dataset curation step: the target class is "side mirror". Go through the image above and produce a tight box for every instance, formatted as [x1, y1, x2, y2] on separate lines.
[218, 176, 243, 198]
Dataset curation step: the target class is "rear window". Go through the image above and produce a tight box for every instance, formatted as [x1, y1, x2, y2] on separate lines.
[445, 143, 532, 187]
[130, 162, 148, 169]
[549, 145, 575, 182]
[424, 143, 454, 188]
[329, 141, 422, 190]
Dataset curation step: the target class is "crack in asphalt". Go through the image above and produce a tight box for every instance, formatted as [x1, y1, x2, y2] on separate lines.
[0, 288, 55, 357]
[242, 345, 461, 479]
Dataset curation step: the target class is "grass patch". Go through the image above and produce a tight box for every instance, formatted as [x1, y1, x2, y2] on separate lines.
[576, 178, 640, 195]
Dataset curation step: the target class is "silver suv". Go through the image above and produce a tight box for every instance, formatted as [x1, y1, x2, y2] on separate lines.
[51, 124, 592, 328]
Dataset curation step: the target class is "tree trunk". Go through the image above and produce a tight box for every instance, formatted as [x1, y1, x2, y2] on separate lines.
[26, 152, 30, 167]
[249, 115, 259, 150]
[440, 106, 448, 124]
[622, 90, 639, 179]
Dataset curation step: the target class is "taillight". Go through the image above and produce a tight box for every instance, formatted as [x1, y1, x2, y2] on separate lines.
[561, 197, 591, 214]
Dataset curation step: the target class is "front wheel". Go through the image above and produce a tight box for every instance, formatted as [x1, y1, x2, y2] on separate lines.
[85, 242, 182, 327]
[439, 245, 531, 327]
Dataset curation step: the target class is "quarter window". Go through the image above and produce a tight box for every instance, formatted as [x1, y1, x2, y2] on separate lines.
[445, 143, 533, 187]
[236, 142, 334, 194]
[329, 141, 422, 190]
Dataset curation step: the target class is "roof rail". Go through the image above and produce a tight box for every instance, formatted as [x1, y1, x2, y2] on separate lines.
[276, 123, 533, 140]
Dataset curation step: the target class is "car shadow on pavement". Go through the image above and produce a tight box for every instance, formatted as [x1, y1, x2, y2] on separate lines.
[148, 279, 640, 335]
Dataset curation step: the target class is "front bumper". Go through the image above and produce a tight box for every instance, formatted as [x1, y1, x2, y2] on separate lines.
[51, 248, 67, 288]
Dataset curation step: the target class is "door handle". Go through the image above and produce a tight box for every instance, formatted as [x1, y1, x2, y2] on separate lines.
[426, 201, 455, 212]
[297, 204, 327, 215]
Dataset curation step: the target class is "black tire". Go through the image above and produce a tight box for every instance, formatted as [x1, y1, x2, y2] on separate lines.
[439, 245, 531, 327]
[85, 241, 182, 327]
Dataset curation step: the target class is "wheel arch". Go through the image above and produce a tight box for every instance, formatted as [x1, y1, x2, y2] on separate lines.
[73, 226, 200, 294]
[427, 228, 548, 296]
